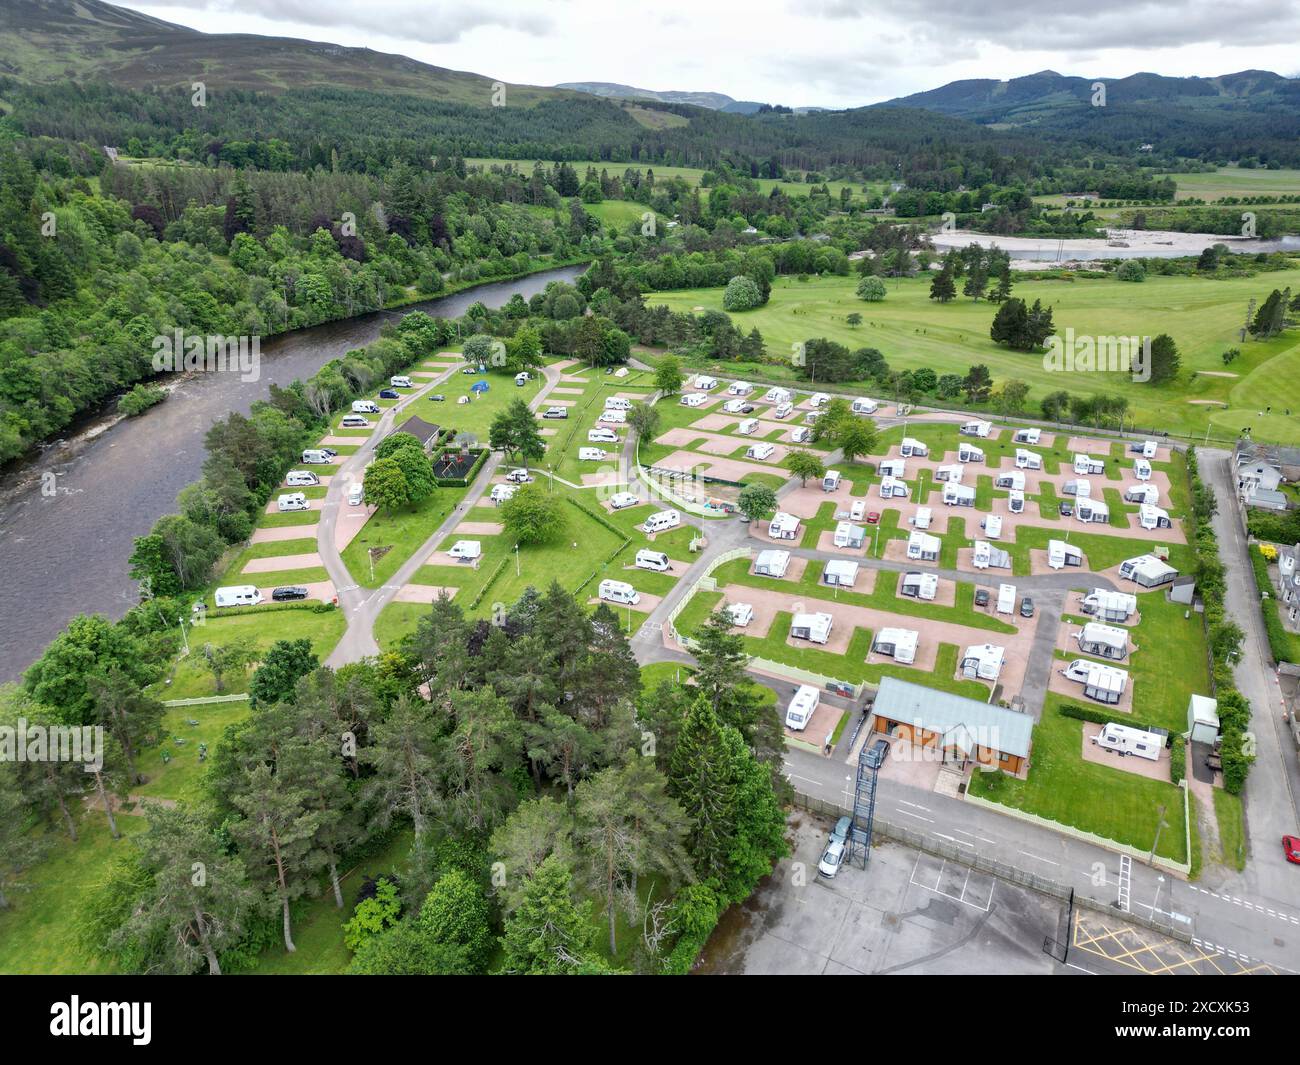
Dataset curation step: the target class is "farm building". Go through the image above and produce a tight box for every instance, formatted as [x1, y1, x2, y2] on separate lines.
[1073, 454, 1105, 475]
[873, 627, 919, 664]
[907, 531, 941, 561]
[823, 559, 860, 587]
[1077, 499, 1110, 524]
[1013, 428, 1041, 445]
[1124, 484, 1159, 504]
[960, 420, 992, 438]
[869, 676, 1032, 774]
[1080, 588, 1137, 622]
[1015, 449, 1042, 470]
[1188, 695, 1220, 745]
[1139, 504, 1172, 530]
[790, 612, 833, 644]
[879, 476, 909, 499]
[1076, 622, 1128, 660]
[961, 643, 1006, 682]
[1119, 554, 1178, 588]
[900, 437, 929, 457]
[768, 512, 801, 540]
[972, 540, 1011, 569]
[1047, 540, 1084, 569]
[996, 471, 1025, 491]
[900, 571, 938, 600]
[935, 463, 964, 483]
[943, 483, 975, 506]
[833, 522, 866, 549]
[1008, 490, 1025, 513]
[1063, 660, 1129, 705]
[958, 443, 985, 464]
[754, 549, 791, 577]
[879, 458, 907, 479]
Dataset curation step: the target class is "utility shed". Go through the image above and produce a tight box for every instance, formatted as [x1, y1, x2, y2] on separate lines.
[1188, 695, 1220, 745]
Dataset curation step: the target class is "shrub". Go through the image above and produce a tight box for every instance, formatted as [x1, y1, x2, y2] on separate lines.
[343, 876, 402, 953]
[1116, 260, 1147, 282]
[117, 384, 166, 417]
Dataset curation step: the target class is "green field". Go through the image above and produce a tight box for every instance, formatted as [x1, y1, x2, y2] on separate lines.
[648, 270, 1300, 445]
[1171, 167, 1300, 201]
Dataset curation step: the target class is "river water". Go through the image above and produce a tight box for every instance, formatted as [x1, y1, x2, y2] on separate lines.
[0, 265, 584, 683]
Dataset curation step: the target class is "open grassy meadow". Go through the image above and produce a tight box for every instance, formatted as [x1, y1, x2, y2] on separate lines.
[649, 269, 1300, 445]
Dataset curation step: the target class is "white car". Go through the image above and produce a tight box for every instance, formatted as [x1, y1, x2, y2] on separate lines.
[504, 469, 534, 484]
[609, 492, 639, 510]
[817, 838, 846, 878]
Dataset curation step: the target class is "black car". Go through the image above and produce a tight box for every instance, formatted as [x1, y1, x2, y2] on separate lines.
[739, 403, 755, 414]
[378, 389, 399, 399]
[867, 738, 890, 767]
[974, 588, 990, 608]
[1059, 501, 1074, 517]
[272, 586, 309, 602]
[1020, 596, 1035, 618]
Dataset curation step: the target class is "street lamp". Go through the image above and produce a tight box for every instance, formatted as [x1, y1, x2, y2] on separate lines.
[514, 541, 521, 577]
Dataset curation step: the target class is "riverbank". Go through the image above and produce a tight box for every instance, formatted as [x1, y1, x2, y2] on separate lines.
[932, 228, 1300, 268]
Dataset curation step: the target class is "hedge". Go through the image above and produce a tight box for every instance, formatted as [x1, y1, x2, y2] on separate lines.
[1170, 735, 1186, 785]
[1058, 701, 1158, 735]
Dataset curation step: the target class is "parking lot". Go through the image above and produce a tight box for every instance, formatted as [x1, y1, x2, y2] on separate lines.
[696, 812, 1068, 975]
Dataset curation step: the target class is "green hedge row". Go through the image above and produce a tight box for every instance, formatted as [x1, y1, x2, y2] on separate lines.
[1058, 701, 1158, 735]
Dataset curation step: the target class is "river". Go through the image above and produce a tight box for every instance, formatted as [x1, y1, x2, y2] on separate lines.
[0, 265, 585, 683]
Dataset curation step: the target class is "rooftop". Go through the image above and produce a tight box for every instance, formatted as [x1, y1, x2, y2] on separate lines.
[871, 677, 1032, 759]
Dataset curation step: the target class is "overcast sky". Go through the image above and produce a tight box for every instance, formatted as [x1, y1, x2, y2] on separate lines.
[121, 1, 1300, 108]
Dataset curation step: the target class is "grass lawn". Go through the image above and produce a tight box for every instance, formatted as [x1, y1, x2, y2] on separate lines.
[341, 485, 467, 588]
[648, 269, 1300, 445]
[131, 699, 253, 807]
[969, 695, 1188, 863]
[1213, 790, 1247, 872]
[407, 365, 546, 444]
[150, 608, 348, 701]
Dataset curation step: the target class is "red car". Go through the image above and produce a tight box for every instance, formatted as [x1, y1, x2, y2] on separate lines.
[865, 511, 881, 525]
[1284, 835, 1300, 865]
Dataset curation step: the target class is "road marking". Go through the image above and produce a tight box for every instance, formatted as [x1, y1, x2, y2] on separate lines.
[933, 833, 973, 848]
[897, 799, 932, 812]
[896, 808, 934, 824]
[1019, 850, 1059, 866]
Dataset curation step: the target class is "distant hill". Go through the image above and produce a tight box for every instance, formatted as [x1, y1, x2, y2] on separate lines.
[557, 81, 767, 113]
[0, 0, 569, 104]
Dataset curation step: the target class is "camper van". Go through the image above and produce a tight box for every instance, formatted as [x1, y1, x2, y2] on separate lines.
[588, 428, 618, 444]
[746, 442, 776, 460]
[822, 470, 842, 492]
[448, 540, 482, 562]
[644, 509, 681, 533]
[542, 407, 568, 419]
[578, 447, 606, 461]
[983, 514, 1003, 539]
[598, 579, 640, 606]
[1073, 454, 1105, 476]
[277, 492, 309, 512]
[635, 549, 670, 572]
[214, 586, 262, 608]
[773, 402, 794, 420]
[604, 396, 631, 411]
[301, 449, 331, 465]
[340, 414, 371, 429]
[851, 397, 878, 415]
[737, 418, 759, 436]
[609, 492, 639, 510]
[285, 471, 320, 487]
[389, 375, 413, 389]
[1013, 427, 1040, 445]
[680, 392, 708, 407]
[1094, 722, 1161, 761]
[351, 400, 380, 414]
[763, 387, 793, 405]
[489, 484, 516, 504]
[785, 685, 820, 731]
[347, 483, 364, 506]
[598, 409, 627, 424]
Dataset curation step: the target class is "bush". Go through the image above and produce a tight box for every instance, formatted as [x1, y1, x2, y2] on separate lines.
[117, 384, 166, 417]
[722, 275, 762, 312]
[1116, 260, 1147, 282]
[1170, 735, 1186, 785]
[343, 876, 402, 953]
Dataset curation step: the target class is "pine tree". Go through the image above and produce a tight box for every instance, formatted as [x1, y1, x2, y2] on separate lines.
[990, 260, 1014, 303]
[668, 697, 740, 883]
[929, 259, 957, 302]
[361, 694, 442, 839]
[500, 855, 597, 974]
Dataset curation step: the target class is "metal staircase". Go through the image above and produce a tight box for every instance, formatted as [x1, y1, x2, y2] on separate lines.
[845, 742, 882, 869]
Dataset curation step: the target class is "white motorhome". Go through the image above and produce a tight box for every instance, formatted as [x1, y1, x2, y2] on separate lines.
[608, 491, 639, 510]
[961, 643, 1005, 681]
[879, 476, 909, 499]
[515, 371, 530, 386]
[347, 483, 364, 506]
[680, 392, 708, 407]
[285, 470, 320, 487]
[598, 409, 627, 424]
[598, 579, 640, 605]
[746, 442, 776, 460]
[635, 549, 671, 572]
[1015, 449, 1042, 470]
[785, 684, 820, 731]
[851, 397, 878, 415]
[1094, 722, 1161, 761]
[448, 540, 482, 561]
[351, 400, 380, 414]
[1073, 454, 1105, 476]
[943, 483, 975, 506]
[277, 492, 309, 512]
[790, 426, 812, 444]
[872, 627, 918, 665]
[996, 471, 1025, 491]
[1134, 458, 1152, 481]
[301, 449, 331, 464]
[340, 414, 371, 429]
[996, 583, 1017, 615]
[1139, 504, 1172, 530]
[822, 470, 842, 492]
[1013, 427, 1041, 445]
[1064, 660, 1130, 705]
[960, 420, 992, 438]
[588, 428, 618, 444]
[1047, 539, 1084, 569]
[957, 443, 985, 464]
[899, 437, 928, 457]
[773, 402, 794, 420]
[644, 509, 681, 533]
[215, 585, 262, 608]
[389, 375, 413, 388]
[604, 396, 631, 411]
[768, 512, 801, 540]
[578, 447, 606, 461]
